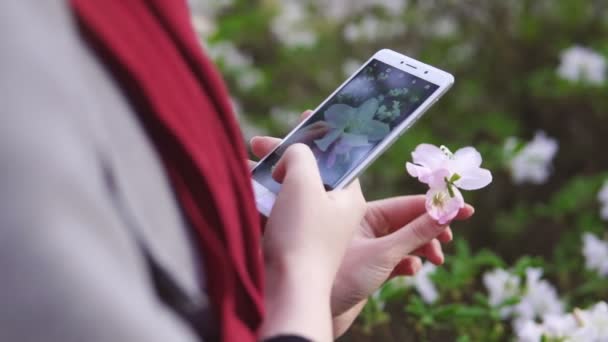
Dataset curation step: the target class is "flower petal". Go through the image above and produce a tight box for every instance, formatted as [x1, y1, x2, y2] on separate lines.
[451, 146, 482, 174]
[340, 133, 369, 147]
[406, 162, 431, 180]
[411, 144, 447, 170]
[454, 167, 493, 190]
[355, 97, 380, 122]
[425, 168, 451, 188]
[314, 128, 342, 151]
[361, 120, 390, 141]
[425, 186, 464, 225]
[324, 103, 355, 128]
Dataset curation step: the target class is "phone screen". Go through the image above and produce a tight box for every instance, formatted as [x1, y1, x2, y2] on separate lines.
[252, 58, 440, 193]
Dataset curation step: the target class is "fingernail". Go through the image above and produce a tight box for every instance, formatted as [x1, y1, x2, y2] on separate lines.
[249, 136, 260, 145]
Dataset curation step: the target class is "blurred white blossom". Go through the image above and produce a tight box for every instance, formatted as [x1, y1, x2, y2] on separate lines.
[582, 232, 608, 277]
[513, 268, 563, 328]
[206, 42, 252, 69]
[483, 268, 520, 318]
[272, 0, 317, 48]
[343, 15, 406, 42]
[516, 302, 608, 342]
[319, 0, 408, 20]
[506, 131, 558, 185]
[189, 0, 233, 37]
[598, 182, 608, 220]
[205, 42, 263, 90]
[429, 16, 458, 38]
[516, 320, 544, 342]
[342, 59, 363, 77]
[403, 262, 438, 304]
[557, 46, 606, 85]
[270, 107, 301, 130]
[236, 69, 263, 91]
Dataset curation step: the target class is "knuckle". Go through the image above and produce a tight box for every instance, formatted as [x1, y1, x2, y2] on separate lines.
[409, 223, 430, 245]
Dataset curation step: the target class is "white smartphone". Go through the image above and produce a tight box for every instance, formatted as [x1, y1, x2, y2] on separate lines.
[251, 49, 454, 216]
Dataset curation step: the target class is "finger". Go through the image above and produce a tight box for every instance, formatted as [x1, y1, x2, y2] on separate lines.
[389, 256, 422, 278]
[366, 196, 474, 237]
[272, 143, 324, 193]
[299, 109, 313, 122]
[380, 213, 451, 260]
[250, 136, 282, 158]
[330, 178, 366, 214]
[413, 239, 444, 265]
[437, 227, 453, 243]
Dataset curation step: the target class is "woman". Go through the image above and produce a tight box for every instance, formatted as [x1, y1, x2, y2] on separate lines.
[0, 1, 473, 341]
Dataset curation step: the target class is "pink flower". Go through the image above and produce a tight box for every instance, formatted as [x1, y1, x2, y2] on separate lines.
[406, 144, 492, 190]
[423, 168, 465, 224]
[406, 144, 492, 223]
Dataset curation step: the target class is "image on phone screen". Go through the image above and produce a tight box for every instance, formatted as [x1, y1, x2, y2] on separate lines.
[252, 58, 440, 194]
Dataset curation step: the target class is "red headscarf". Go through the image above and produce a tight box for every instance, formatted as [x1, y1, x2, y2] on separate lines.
[70, 1, 264, 340]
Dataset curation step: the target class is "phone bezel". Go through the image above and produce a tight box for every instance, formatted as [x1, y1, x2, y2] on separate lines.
[251, 49, 454, 214]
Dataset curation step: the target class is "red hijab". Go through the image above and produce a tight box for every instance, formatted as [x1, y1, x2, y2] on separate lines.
[70, 1, 264, 340]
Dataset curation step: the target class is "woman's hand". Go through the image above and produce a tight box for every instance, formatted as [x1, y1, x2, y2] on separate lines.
[259, 143, 367, 342]
[250, 111, 474, 337]
[329, 197, 473, 336]
[251, 135, 473, 337]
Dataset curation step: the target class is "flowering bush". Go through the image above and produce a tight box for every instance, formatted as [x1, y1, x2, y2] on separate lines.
[192, 0, 608, 340]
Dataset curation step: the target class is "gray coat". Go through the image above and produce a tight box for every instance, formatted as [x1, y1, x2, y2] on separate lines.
[0, 1, 209, 341]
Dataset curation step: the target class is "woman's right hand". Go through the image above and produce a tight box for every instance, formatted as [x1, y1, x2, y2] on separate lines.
[260, 143, 367, 342]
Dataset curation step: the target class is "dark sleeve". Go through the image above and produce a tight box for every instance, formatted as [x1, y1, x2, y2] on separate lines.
[264, 336, 312, 342]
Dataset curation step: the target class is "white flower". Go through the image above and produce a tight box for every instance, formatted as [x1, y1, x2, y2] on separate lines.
[557, 45, 607, 85]
[483, 268, 521, 318]
[191, 14, 217, 37]
[205, 42, 263, 90]
[236, 69, 263, 91]
[516, 302, 608, 342]
[403, 262, 439, 304]
[270, 107, 301, 130]
[342, 59, 363, 77]
[575, 301, 608, 340]
[206, 41, 252, 70]
[189, 0, 233, 37]
[508, 131, 558, 185]
[271, 0, 317, 48]
[513, 268, 564, 326]
[516, 320, 544, 342]
[429, 16, 458, 38]
[343, 15, 406, 42]
[598, 182, 608, 220]
[582, 233, 608, 277]
[320, 0, 408, 20]
[541, 313, 578, 340]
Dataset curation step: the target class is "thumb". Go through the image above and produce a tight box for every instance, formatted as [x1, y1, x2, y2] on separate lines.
[272, 143, 325, 194]
[379, 213, 449, 261]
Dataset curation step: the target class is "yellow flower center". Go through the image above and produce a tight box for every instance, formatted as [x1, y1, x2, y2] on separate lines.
[432, 192, 448, 208]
